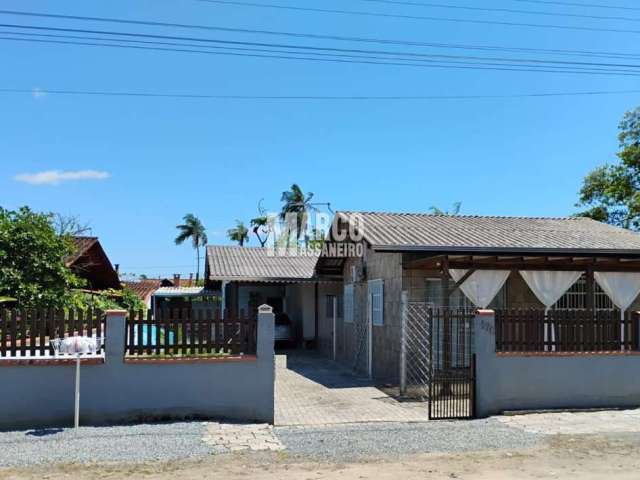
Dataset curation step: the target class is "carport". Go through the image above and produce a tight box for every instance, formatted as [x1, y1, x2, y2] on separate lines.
[275, 351, 428, 426]
[205, 245, 342, 347]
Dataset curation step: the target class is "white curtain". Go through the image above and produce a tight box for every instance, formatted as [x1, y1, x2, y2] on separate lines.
[594, 272, 640, 313]
[519, 270, 582, 351]
[449, 269, 510, 309]
[519, 270, 583, 308]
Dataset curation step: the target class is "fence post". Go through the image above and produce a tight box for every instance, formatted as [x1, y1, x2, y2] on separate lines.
[636, 311, 640, 351]
[257, 304, 275, 358]
[473, 309, 496, 418]
[104, 310, 127, 363]
[400, 290, 408, 396]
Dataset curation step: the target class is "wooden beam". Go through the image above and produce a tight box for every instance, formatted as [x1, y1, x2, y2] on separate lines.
[403, 254, 446, 270]
[441, 256, 450, 308]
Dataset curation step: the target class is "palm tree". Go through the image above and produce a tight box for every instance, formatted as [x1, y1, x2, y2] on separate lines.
[175, 214, 208, 282]
[250, 216, 270, 247]
[227, 220, 249, 246]
[429, 202, 462, 215]
[280, 184, 315, 246]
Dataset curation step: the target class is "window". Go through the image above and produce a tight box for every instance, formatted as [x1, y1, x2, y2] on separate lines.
[325, 294, 343, 319]
[344, 284, 354, 323]
[553, 276, 614, 311]
[369, 279, 384, 326]
[425, 278, 506, 309]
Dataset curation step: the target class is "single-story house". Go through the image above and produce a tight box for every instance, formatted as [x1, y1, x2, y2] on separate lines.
[205, 245, 342, 347]
[66, 236, 121, 290]
[150, 286, 220, 321]
[318, 211, 640, 382]
[122, 278, 174, 308]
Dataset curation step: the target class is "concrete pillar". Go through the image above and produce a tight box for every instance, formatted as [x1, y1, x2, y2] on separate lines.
[473, 309, 496, 418]
[399, 290, 408, 395]
[256, 304, 275, 423]
[104, 310, 127, 364]
[257, 304, 275, 358]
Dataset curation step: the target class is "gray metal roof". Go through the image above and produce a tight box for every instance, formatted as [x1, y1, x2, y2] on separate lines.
[206, 246, 320, 282]
[335, 211, 640, 254]
[153, 287, 218, 297]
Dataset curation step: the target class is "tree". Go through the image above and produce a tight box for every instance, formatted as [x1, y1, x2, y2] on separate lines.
[0, 206, 82, 308]
[227, 220, 249, 246]
[307, 227, 326, 249]
[250, 216, 270, 247]
[175, 214, 208, 281]
[429, 202, 462, 215]
[577, 106, 640, 230]
[280, 184, 315, 246]
[250, 199, 274, 247]
[53, 213, 91, 236]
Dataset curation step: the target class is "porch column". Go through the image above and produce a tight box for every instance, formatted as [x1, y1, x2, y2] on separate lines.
[440, 256, 451, 375]
[585, 268, 594, 311]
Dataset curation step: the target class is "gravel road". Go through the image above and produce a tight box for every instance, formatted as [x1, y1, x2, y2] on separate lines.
[0, 422, 211, 467]
[0, 418, 542, 467]
[276, 418, 543, 461]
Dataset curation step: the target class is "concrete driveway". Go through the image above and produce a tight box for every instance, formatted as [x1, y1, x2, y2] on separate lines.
[275, 351, 429, 426]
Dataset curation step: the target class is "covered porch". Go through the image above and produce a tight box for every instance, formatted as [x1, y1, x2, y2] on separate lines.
[404, 251, 640, 352]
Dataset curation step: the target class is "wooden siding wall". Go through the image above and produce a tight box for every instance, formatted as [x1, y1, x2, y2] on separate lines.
[366, 249, 403, 382]
[329, 250, 640, 385]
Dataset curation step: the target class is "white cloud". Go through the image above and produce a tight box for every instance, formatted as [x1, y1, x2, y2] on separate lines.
[14, 170, 111, 186]
[32, 87, 47, 99]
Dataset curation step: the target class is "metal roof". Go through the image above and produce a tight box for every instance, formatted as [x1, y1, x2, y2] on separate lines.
[206, 246, 320, 282]
[65, 236, 99, 266]
[153, 287, 218, 297]
[122, 280, 163, 299]
[335, 211, 640, 254]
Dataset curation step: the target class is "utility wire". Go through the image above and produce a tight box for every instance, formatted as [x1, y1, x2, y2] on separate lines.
[6, 24, 640, 70]
[2, 10, 640, 61]
[347, 0, 640, 22]
[4, 35, 640, 76]
[196, 0, 640, 35]
[3, 87, 640, 100]
[512, 0, 640, 12]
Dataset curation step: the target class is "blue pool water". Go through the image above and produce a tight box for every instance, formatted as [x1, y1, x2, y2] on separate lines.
[132, 325, 175, 346]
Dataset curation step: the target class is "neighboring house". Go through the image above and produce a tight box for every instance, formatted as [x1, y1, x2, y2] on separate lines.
[317, 211, 640, 382]
[66, 236, 120, 290]
[205, 246, 342, 347]
[151, 285, 221, 316]
[122, 278, 174, 308]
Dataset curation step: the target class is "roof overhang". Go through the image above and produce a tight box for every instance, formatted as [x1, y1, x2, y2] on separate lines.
[404, 252, 640, 272]
[375, 245, 640, 257]
[153, 288, 219, 298]
[211, 276, 341, 284]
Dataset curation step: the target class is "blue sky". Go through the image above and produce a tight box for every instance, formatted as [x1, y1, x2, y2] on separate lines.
[2, 0, 639, 278]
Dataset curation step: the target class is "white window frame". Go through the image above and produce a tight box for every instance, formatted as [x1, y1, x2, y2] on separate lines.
[368, 279, 384, 327]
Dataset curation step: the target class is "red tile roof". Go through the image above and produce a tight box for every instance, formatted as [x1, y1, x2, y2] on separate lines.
[122, 280, 163, 300]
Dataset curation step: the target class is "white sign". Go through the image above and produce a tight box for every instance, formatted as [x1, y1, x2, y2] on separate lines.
[51, 336, 102, 356]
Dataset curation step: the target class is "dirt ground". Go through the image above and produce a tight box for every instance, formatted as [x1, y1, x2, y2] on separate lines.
[2, 433, 640, 480]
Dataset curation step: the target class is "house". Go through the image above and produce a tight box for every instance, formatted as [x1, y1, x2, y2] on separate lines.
[151, 285, 220, 314]
[66, 236, 121, 290]
[122, 277, 174, 308]
[205, 245, 342, 347]
[317, 211, 640, 382]
[203, 212, 640, 387]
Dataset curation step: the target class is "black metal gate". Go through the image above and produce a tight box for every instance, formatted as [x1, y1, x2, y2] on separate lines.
[428, 308, 476, 420]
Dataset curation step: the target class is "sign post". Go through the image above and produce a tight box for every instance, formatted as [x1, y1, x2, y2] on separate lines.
[74, 354, 81, 429]
[51, 336, 102, 430]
